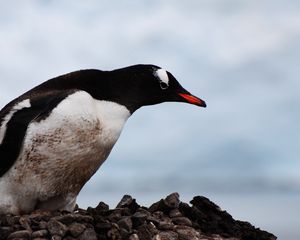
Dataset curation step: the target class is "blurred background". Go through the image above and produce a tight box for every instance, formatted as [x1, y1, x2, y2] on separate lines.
[0, 0, 299, 239]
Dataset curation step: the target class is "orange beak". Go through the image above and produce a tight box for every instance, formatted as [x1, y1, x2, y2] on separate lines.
[178, 93, 207, 107]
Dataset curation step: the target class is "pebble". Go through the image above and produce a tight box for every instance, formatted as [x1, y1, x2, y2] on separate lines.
[117, 216, 132, 232]
[77, 228, 97, 240]
[7, 229, 31, 239]
[47, 219, 67, 237]
[0, 193, 277, 240]
[169, 209, 182, 218]
[19, 216, 32, 231]
[164, 193, 180, 209]
[116, 195, 133, 208]
[68, 223, 86, 237]
[51, 235, 62, 240]
[107, 223, 121, 240]
[31, 229, 48, 238]
[128, 233, 139, 240]
[95, 201, 109, 212]
[175, 225, 201, 240]
[172, 217, 193, 227]
[155, 231, 179, 240]
[116, 195, 140, 213]
[132, 210, 149, 227]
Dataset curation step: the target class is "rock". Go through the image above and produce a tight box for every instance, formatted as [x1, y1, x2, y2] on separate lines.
[29, 210, 53, 222]
[76, 214, 94, 223]
[0, 193, 277, 240]
[155, 231, 179, 240]
[7, 230, 32, 239]
[164, 193, 180, 209]
[148, 200, 168, 213]
[63, 236, 77, 240]
[47, 219, 67, 237]
[172, 217, 193, 227]
[128, 233, 139, 240]
[0, 215, 8, 226]
[156, 215, 174, 231]
[158, 220, 174, 231]
[0, 226, 13, 239]
[52, 215, 75, 225]
[116, 195, 140, 213]
[78, 228, 97, 240]
[68, 222, 86, 237]
[107, 223, 121, 240]
[175, 225, 201, 240]
[132, 209, 149, 227]
[95, 201, 110, 212]
[7, 216, 20, 225]
[108, 209, 123, 222]
[19, 216, 32, 231]
[51, 235, 62, 240]
[116, 195, 133, 208]
[95, 221, 112, 231]
[169, 209, 182, 218]
[117, 216, 132, 232]
[32, 229, 48, 238]
[149, 193, 180, 215]
[38, 221, 48, 229]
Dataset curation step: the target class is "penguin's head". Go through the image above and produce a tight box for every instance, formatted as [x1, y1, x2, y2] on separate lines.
[111, 64, 206, 113]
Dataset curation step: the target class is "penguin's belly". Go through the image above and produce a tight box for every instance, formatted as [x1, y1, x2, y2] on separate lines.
[3, 91, 130, 209]
[15, 117, 109, 198]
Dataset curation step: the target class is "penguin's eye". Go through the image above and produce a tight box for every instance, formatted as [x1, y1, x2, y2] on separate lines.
[159, 81, 169, 90]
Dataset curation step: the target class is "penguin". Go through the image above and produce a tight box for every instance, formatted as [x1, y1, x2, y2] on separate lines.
[0, 64, 206, 214]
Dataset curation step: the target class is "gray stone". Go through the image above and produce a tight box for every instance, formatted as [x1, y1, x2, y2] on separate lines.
[29, 210, 53, 222]
[38, 221, 48, 229]
[164, 193, 180, 209]
[68, 222, 86, 237]
[172, 217, 193, 227]
[169, 209, 182, 218]
[95, 201, 109, 212]
[52, 214, 74, 225]
[132, 210, 149, 227]
[175, 225, 201, 240]
[116, 195, 133, 208]
[19, 216, 32, 231]
[78, 228, 97, 240]
[0, 226, 13, 239]
[32, 229, 48, 238]
[47, 219, 67, 237]
[107, 223, 121, 240]
[7, 230, 32, 239]
[7, 216, 20, 225]
[128, 233, 139, 240]
[117, 216, 132, 232]
[155, 231, 179, 240]
[157, 217, 174, 231]
[51, 235, 62, 240]
[137, 223, 158, 240]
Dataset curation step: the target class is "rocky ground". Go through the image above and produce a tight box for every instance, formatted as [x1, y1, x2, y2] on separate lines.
[0, 193, 276, 240]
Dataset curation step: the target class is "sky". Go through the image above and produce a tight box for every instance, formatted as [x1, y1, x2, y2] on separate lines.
[0, 1, 300, 239]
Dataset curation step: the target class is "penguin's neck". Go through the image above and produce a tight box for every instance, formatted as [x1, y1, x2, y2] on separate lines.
[94, 99, 131, 145]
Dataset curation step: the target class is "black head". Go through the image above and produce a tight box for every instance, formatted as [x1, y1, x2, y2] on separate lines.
[107, 64, 206, 113]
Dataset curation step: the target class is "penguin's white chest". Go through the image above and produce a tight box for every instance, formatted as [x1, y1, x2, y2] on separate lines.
[7, 91, 131, 198]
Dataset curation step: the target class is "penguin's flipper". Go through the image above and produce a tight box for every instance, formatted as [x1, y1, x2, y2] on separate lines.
[0, 90, 76, 177]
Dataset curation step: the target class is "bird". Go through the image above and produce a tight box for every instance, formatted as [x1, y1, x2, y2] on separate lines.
[0, 64, 206, 214]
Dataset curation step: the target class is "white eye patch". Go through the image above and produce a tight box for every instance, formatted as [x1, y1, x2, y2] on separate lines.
[155, 68, 169, 89]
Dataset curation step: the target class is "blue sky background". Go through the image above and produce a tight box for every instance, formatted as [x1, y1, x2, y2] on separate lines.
[0, 1, 299, 239]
